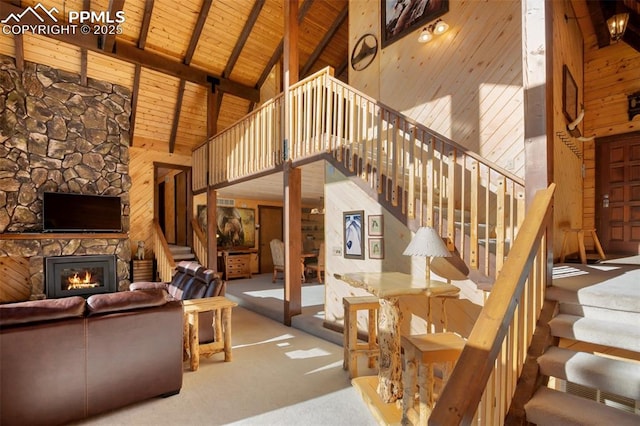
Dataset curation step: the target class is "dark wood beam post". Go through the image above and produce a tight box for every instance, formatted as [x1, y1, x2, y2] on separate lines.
[207, 189, 218, 271]
[206, 84, 218, 270]
[522, 0, 553, 281]
[284, 164, 302, 324]
[13, 34, 23, 72]
[283, 0, 301, 326]
[169, 79, 186, 153]
[129, 64, 141, 145]
[101, 0, 125, 52]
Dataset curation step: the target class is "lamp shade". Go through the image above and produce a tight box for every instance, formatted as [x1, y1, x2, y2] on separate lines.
[607, 13, 629, 42]
[403, 227, 451, 258]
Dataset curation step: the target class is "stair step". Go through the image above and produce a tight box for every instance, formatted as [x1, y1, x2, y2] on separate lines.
[555, 301, 640, 324]
[525, 387, 639, 426]
[168, 245, 192, 254]
[549, 314, 640, 353]
[173, 253, 196, 260]
[538, 346, 640, 401]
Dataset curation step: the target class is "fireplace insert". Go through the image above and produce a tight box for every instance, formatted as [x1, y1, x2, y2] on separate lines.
[45, 255, 117, 298]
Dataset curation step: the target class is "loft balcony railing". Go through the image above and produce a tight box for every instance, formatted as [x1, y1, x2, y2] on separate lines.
[193, 67, 525, 282]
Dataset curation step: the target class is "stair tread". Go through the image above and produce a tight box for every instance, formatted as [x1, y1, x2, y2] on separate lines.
[549, 314, 640, 353]
[168, 245, 192, 253]
[173, 253, 196, 260]
[538, 346, 640, 401]
[525, 387, 639, 426]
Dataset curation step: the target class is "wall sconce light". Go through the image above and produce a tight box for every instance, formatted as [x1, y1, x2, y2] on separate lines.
[607, 12, 629, 42]
[418, 19, 449, 44]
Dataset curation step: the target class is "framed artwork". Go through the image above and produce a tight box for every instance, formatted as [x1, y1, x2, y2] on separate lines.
[381, 0, 449, 48]
[343, 210, 365, 259]
[562, 64, 578, 123]
[369, 238, 384, 259]
[216, 207, 255, 248]
[368, 214, 384, 236]
[197, 205, 207, 231]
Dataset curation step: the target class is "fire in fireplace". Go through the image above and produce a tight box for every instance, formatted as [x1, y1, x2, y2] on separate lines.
[45, 255, 117, 298]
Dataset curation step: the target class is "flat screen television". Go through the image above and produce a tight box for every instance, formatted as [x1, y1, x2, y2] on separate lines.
[43, 192, 122, 232]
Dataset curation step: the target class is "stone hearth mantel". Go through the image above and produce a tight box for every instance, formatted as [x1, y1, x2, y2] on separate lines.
[0, 233, 128, 240]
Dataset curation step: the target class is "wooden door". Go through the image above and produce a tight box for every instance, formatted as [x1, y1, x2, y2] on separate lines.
[596, 132, 640, 254]
[259, 206, 283, 274]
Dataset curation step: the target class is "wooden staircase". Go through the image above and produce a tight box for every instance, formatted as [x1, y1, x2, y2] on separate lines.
[519, 265, 640, 425]
[192, 67, 525, 288]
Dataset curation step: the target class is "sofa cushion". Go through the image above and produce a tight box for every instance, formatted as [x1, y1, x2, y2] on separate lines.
[130, 281, 168, 291]
[0, 296, 86, 327]
[86, 289, 168, 315]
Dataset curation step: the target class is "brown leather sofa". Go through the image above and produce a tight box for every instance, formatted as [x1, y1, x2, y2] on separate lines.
[0, 288, 183, 426]
[131, 260, 227, 343]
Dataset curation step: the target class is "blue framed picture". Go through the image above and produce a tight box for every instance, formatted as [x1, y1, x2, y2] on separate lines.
[343, 210, 365, 259]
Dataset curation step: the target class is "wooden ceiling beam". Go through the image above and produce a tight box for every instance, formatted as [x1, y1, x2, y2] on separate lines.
[129, 64, 141, 146]
[138, 0, 154, 49]
[169, 79, 186, 153]
[256, 0, 314, 89]
[184, 0, 212, 65]
[223, 0, 266, 78]
[0, 2, 259, 103]
[300, 5, 347, 78]
[100, 0, 125, 53]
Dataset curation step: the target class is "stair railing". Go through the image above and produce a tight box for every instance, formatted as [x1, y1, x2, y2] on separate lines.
[428, 183, 555, 425]
[191, 217, 208, 267]
[194, 67, 526, 281]
[153, 220, 176, 282]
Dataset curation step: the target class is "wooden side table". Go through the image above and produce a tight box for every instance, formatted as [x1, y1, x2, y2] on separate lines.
[182, 296, 237, 371]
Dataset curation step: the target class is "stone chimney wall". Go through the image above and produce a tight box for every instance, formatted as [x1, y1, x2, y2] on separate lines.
[0, 54, 132, 299]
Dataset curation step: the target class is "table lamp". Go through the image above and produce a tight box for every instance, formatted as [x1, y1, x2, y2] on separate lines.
[403, 226, 451, 281]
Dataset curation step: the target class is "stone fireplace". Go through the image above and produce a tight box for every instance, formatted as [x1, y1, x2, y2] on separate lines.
[45, 254, 117, 299]
[0, 55, 132, 301]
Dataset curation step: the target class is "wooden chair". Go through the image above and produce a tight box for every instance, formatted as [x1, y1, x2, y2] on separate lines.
[401, 332, 466, 425]
[305, 242, 325, 283]
[343, 295, 379, 378]
[270, 239, 285, 283]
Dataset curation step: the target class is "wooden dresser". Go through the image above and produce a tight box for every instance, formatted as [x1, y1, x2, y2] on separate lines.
[221, 249, 255, 279]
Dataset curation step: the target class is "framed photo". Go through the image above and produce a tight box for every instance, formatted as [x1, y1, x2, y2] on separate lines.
[369, 238, 384, 259]
[381, 0, 449, 48]
[562, 64, 578, 123]
[216, 206, 255, 248]
[368, 215, 384, 236]
[343, 210, 365, 259]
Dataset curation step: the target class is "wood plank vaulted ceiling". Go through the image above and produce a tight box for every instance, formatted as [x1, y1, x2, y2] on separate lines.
[1, 0, 349, 158]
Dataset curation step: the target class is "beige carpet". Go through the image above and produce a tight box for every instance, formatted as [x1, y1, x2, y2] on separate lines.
[70, 306, 377, 426]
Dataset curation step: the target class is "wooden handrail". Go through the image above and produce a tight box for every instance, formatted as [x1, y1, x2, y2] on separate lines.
[153, 220, 176, 282]
[428, 183, 555, 425]
[191, 217, 208, 267]
[196, 66, 527, 284]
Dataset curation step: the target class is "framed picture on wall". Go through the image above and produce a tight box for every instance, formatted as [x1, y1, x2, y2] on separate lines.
[216, 207, 255, 248]
[343, 210, 365, 259]
[381, 0, 449, 48]
[368, 215, 384, 236]
[369, 238, 384, 259]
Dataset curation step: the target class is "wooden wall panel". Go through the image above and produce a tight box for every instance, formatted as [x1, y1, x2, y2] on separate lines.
[0, 34, 14, 57]
[144, 0, 201, 60]
[175, 81, 208, 152]
[0, 256, 31, 303]
[128, 147, 191, 260]
[87, 51, 135, 89]
[352, 0, 525, 178]
[551, 0, 586, 257]
[217, 94, 252, 132]
[191, 0, 254, 77]
[132, 67, 181, 150]
[22, 33, 81, 74]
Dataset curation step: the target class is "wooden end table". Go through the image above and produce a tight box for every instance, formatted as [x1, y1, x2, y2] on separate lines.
[182, 296, 238, 371]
